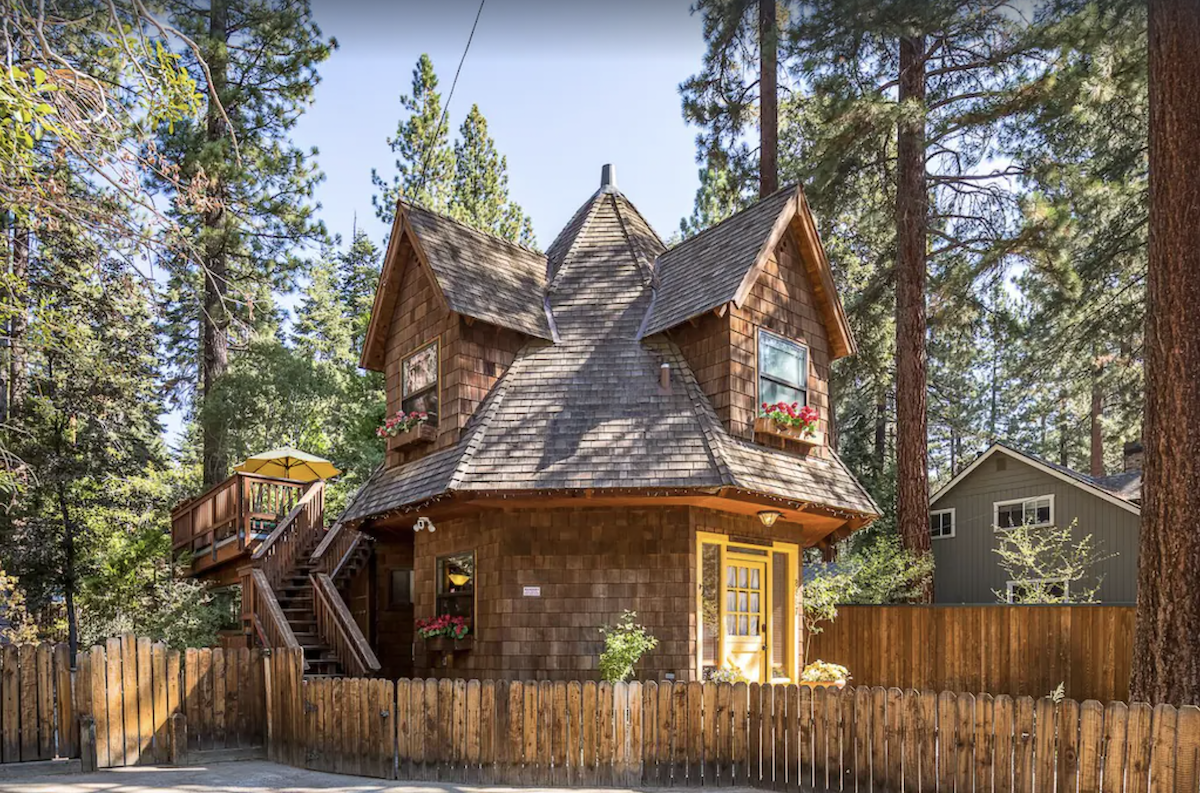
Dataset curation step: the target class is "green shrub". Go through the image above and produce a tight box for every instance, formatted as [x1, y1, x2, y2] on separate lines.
[598, 611, 658, 682]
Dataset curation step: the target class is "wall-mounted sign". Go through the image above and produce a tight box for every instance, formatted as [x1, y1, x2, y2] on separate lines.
[522, 586, 541, 597]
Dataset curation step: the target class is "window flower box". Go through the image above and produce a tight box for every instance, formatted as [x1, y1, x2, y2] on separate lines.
[754, 417, 823, 448]
[424, 635, 474, 653]
[387, 423, 436, 451]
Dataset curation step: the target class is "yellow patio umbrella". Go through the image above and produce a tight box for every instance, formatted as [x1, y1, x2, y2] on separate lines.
[234, 447, 341, 482]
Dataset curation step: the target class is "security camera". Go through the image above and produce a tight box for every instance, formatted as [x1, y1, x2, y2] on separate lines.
[414, 516, 435, 532]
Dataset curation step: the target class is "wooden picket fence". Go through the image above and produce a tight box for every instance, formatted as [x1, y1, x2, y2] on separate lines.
[0, 642, 75, 763]
[75, 637, 265, 767]
[265, 648, 1200, 793]
[807, 605, 1136, 703]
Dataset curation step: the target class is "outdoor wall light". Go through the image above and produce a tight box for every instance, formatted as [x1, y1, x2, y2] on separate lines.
[757, 510, 783, 527]
[414, 516, 436, 532]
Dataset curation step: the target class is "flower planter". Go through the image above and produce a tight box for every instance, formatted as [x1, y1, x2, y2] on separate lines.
[800, 679, 847, 690]
[424, 635, 474, 653]
[387, 423, 436, 452]
[754, 417, 823, 448]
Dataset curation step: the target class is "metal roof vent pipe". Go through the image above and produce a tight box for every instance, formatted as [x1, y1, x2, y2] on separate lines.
[659, 362, 672, 394]
[601, 164, 617, 192]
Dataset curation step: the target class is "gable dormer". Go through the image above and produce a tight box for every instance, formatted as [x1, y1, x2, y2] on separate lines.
[360, 204, 553, 468]
[643, 185, 855, 460]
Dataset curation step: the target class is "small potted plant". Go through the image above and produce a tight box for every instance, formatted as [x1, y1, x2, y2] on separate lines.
[755, 401, 822, 447]
[377, 409, 434, 450]
[800, 660, 850, 690]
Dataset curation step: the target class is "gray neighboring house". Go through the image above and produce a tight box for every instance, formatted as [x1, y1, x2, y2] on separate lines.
[929, 441, 1143, 605]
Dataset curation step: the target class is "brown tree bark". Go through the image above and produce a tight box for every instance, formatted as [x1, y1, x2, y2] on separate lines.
[759, 0, 778, 197]
[201, 0, 231, 487]
[1131, 0, 1200, 705]
[1089, 355, 1105, 477]
[8, 219, 29, 420]
[895, 34, 932, 599]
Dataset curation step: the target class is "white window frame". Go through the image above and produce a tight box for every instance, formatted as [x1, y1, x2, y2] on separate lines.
[756, 328, 809, 410]
[929, 507, 956, 539]
[992, 494, 1055, 531]
[1006, 578, 1070, 604]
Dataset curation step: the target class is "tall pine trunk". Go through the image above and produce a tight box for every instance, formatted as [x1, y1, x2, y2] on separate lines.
[1131, 0, 1200, 705]
[9, 219, 29, 420]
[759, 0, 778, 197]
[895, 34, 932, 599]
[1090, 355, 1105, 477]
[201, 0, 231, 487]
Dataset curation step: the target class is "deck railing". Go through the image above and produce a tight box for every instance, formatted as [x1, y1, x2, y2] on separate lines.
[170, 472, 307, 573]
[310, 519, 365, 578]
[241, 568, 304, 667]
[311, 572, 381, 678]
[251, 480, 325, 592]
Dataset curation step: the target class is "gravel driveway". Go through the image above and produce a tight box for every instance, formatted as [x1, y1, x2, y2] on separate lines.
[0, 759, 754, 793]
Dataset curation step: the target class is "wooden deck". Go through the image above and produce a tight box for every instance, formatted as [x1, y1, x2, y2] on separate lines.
[170, 473, 309, 581]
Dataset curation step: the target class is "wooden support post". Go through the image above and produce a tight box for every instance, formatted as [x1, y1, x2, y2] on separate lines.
[169, 712, 188, 766]
[263, 652, 275, 762]
[79, 716, 97, 773]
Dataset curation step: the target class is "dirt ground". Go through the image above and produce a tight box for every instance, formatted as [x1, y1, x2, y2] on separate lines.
[0, 759, 752, 793]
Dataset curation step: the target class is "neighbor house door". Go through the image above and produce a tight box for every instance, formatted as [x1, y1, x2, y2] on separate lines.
[724, 556, 768, 681]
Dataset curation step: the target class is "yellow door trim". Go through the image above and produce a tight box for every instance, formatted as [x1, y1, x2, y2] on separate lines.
[695, 531, 800, 683]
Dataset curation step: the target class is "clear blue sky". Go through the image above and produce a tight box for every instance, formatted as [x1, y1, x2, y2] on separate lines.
[164, 0, 708, 448]
[298, 0, 707, 248]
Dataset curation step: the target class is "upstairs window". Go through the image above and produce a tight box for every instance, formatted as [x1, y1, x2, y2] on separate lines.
[758, 329, 808, 408]
[930, 508, 955, 539]
[994, 495, 1054, 530]
[402, 341, 439, 427]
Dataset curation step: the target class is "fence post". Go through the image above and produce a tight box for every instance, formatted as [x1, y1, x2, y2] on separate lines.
[79, 716, 97, 773]
[169, 712, 188, 766]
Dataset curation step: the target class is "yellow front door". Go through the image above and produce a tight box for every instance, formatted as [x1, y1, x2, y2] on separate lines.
[724, 557, 768, 681]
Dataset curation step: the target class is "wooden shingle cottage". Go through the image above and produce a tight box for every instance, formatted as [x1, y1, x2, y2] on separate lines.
[339, 165, 877, 682]
[173, 166, 878, 683]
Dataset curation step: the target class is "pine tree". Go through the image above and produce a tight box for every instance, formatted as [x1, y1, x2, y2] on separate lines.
[1131, 0, 1200, 705]
[449, 105, 536, 247]
[155, 0, 333, 486]
[371, 54, 455, 220]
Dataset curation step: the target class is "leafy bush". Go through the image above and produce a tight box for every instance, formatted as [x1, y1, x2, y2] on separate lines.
[801, 660, 850, 683]
[598, 611, 658, 682]
[991, 519, 1114, 604]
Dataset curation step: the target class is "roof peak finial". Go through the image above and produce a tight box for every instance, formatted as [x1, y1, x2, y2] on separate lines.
[600, 163, 617, 192]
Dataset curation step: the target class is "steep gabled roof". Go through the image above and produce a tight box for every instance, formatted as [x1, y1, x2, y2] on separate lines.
[360, 203, 553, 371]
[343, 179, 879, 527]
[930, 442, 1142, 516]
[639, 185, 856, 359]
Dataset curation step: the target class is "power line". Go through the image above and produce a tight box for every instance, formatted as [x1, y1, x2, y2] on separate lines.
[413, 0, 486, 199]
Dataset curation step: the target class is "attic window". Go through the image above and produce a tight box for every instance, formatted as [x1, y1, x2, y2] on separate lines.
[402, 341, 439, 427]
[757, 329, 809, 408]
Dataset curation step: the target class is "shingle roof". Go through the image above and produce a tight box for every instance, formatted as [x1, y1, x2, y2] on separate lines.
[403, 204, 553, 340]
[1092, 471, 1142, 502]
[343, 180, 880, 526]
[640, 187, 795, 338]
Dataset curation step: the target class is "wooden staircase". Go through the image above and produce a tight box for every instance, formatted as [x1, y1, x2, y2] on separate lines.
[237, 480, 381, 678]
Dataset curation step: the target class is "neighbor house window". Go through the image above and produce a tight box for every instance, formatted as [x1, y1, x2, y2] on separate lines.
[930, 508, 956, 539]
[436, 551, 474, 627]
[994, 495, 1054, 529]
[402, 340, 439, 427]
[1007, 578, 1068, 604]
[758, 329, 808, 408]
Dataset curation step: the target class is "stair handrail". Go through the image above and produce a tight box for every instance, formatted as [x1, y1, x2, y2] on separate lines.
[310, 519, 367, 578]
[252, 479, 325, 590]
[310, 572, 381, 677]
[247, 569, 308, 670]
